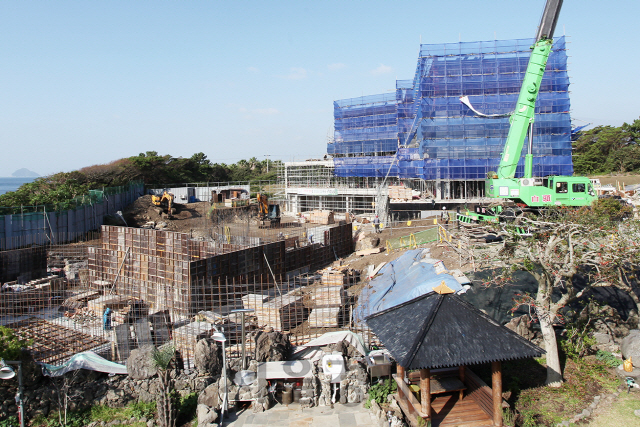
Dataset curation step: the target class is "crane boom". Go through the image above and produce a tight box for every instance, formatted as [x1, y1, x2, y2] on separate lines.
[496, 0, 563, 180]
[458, 0, 597, 220]
[535, 0, 563, 41]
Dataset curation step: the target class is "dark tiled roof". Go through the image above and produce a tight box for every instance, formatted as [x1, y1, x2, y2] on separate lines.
[365, 292, 544, 369]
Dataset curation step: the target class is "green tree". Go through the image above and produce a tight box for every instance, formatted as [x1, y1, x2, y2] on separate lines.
[0, 152, 279, 209]
[573, 118, 640, 174]
[129, 151, 172, 184]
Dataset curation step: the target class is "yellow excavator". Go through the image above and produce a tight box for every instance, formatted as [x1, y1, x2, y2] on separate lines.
[256, 193, 280, 227]
[151, 190, 175, 217]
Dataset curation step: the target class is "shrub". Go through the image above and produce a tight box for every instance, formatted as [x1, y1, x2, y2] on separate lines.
[0, 326, 31, 360]
[595, 350, 621, 368]
[364, 378, 397, 408]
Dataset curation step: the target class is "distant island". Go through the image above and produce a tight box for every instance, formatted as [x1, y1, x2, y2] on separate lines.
[11, 168, 39, 178]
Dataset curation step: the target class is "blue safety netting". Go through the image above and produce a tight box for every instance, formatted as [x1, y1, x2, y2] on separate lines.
[333, 154, 573, 180]
[330, 37, 574, 179]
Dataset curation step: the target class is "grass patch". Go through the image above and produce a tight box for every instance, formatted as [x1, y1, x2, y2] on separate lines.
[588, 391, 640, 427]
[474, 355, 619, 426]
[31, 401, 156, 427]
[177, 392, 199, 425]
[515, 357, 618, 425]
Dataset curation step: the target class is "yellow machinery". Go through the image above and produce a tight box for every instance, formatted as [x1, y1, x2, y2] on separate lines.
[151, 191, 175, 216]
[256, 193, 280, 227]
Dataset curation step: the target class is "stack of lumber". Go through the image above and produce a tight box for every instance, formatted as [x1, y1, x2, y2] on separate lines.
[307, 307, 341, 328]
[389, 185, 412, 201]
[304, 270, 347, 328]
[307, 210, 334, 225]
[173, 321, 217, 355]
[305, 285, 344, 328]
[242, 294, 268, 312]
[61, 291, 100, 310]
[306, 285, 344, 307]
[86, 296, 148, 325]
[87, 295, 131, 315]
[320, 266, 358, 287]
[321, 270, 346, 286]
[242, 291, 305, 331]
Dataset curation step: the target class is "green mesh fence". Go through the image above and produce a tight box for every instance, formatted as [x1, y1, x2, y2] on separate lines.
[0, 181, 143, 215]
[385, 226, 439, 250]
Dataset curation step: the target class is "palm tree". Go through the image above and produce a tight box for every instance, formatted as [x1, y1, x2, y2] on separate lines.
[152, 345, 177, 427]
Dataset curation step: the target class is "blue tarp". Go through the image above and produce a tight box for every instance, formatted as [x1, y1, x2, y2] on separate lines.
[353, 249, 464, 325]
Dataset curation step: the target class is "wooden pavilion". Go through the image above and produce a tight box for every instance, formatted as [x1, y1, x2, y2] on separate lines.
[365, 285, 544, 427]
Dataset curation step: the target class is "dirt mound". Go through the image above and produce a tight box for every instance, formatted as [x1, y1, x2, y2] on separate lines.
[121, 195, 212, 233]
[122, 195, 160, 226]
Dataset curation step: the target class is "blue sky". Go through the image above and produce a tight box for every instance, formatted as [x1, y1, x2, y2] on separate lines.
[1, 0, 638, 176]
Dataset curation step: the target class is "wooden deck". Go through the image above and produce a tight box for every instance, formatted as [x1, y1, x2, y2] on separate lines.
[394, 392, 494, 427]
[431, 394, 494, 427]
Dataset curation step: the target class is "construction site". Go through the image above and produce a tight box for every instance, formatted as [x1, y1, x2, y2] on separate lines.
[0, 191, 376, 366]
[0, 34, 597, 375]
[5, 22, 640, 425]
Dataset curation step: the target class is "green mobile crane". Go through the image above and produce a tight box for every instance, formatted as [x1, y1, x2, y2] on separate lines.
[460, 0, 596, 223]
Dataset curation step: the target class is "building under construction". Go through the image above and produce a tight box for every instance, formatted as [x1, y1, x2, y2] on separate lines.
[283, 36, 574, 215]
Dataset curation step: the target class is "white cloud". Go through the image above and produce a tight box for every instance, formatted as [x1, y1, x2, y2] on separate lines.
[327, 63, 346, 71]
[284, 67, 308, 80]
[371, 64, 393, 75]
[247, 67, 260, 73]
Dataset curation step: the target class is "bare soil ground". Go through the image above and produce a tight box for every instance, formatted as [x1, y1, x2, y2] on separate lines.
[590, 173, 640, 187]
[121, 195, 213, 233]
[343, 218, 468, 274]
[121, 196, 310, 242]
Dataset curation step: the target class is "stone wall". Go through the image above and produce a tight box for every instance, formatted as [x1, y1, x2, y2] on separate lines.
[0, 347, 218, 423]
[0, 337, 369, 425]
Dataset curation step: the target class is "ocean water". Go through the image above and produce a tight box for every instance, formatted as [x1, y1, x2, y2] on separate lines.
[0, 177, 37, 195]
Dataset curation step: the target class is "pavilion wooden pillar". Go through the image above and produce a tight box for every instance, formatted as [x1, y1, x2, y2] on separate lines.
[419, 368, 431, 419]
[491, 361, 503, 427]
[397, 365, 405, 401]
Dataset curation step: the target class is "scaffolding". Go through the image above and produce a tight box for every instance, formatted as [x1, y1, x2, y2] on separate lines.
[330, 36, 573, 181]
[280, 160, 407, 215]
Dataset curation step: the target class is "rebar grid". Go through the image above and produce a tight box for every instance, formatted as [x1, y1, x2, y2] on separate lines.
[0, 212, 375, 368]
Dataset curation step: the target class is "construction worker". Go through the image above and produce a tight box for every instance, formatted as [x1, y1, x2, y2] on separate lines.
[441, 207, 450, 227]
[373, 215, 381, 234]
[103, 307, 112, 331]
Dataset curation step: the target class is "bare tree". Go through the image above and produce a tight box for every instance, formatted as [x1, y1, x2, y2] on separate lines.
[50, 369, 83, 426]
[480, 205, 637, 387]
